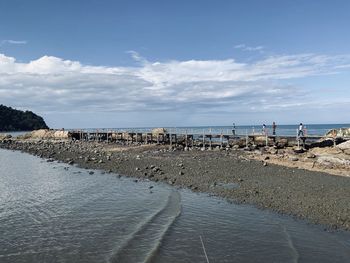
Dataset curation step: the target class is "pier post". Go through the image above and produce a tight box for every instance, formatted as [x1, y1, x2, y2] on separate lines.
[185, 130, 188, 148]
[220, 130, 223, 149]
[245, 129, 248, 148]
[202, 129, 205, 150]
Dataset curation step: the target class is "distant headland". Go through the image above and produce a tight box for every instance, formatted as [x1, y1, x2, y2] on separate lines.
[0, 104, 49, 131]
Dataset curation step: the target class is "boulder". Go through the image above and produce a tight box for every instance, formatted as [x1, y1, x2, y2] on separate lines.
[310, 138, 334, 148]
[275, 138, 288, 148]
[18, 129, 70, 140]
[326, 127, 350, 137]
[0, 134, 12, 140]
[337, 140, 350, 155]
[151, 128, 167, 135]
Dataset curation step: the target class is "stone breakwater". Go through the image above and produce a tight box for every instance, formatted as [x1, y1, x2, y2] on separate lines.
[1, 139, 350, 231]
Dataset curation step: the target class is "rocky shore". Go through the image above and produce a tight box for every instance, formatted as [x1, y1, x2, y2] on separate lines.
[1, 138, 350, 231]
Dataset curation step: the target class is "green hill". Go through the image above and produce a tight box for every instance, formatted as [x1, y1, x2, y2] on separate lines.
[0, 105, 49, 131]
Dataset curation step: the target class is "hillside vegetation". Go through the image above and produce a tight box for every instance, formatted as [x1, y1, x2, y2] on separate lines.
[0, 105, 49, 131]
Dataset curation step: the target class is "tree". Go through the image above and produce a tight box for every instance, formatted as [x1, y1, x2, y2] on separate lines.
[0, 105, 49, 131]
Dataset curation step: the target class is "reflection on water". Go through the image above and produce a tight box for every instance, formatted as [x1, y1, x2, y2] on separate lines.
[0, 149, 349, 263]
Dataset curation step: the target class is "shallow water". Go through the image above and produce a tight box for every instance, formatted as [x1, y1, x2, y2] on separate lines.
[0, 149, 349, 262]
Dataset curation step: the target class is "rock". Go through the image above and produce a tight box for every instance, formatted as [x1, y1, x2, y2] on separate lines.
[136, 155, 141, 160]
[98, 159, 104, 164]
[289, 157, 299, 162]
[263, 162, 268, 166]
[310, 139, 335, 148]
[269, 148, 278, 155]
[293, 147, 305, 154]
[326, 127, 350, 137]
[306, 153, 316, 158]
[337, 140, 350, 154]
[264, 156, 270, 160]
[151, 128, 167, 136]
[317, 156, 350, 167]
[68, 160, 74, 165]
[179, 171, 184, 175]
[136, 167, 141, 171]
[89, 171, 94, 175]
[18, 129, 70, 140]
[276, 139, 288, 148]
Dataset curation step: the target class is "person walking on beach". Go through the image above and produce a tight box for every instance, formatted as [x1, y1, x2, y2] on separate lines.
[232, 123, 236, 136]
[262, 124, 267, 135]
[272, 122, 276, 136]
[298, 123, 304, 137]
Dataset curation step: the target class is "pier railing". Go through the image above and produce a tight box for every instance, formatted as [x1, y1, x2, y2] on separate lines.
[67, 128, 349, 148]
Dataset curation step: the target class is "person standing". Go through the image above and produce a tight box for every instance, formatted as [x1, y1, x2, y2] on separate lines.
[272, 122, 276, 136]
[298, 123, 304, 137]
[232, 123, 236, 136]
[262, 124, 267, 135]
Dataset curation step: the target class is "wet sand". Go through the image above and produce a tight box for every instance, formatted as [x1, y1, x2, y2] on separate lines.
[1, 140, 350, 231]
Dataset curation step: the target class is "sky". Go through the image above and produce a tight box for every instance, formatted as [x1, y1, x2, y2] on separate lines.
[0, 0, 350, 128]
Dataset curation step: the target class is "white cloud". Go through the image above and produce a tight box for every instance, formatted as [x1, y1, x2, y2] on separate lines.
[0, 40, 27, 46]
[234, 44, 264, 52]
[0, 52, 349, 119]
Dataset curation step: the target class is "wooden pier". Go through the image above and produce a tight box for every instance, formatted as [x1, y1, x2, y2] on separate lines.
[68, 129, 347, 148]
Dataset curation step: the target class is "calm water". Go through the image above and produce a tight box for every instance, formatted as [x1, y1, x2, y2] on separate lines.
[74, 124, 350, 136]
[1, 149, 350, 262]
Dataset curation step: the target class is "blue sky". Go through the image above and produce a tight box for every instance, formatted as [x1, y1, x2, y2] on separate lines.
[0, 0, 350, 128]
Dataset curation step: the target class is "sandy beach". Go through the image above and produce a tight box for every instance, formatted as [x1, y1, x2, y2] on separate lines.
[1, 138, 350, 231]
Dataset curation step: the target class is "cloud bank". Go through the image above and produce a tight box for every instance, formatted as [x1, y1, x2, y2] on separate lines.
[0, 52, 349, 125]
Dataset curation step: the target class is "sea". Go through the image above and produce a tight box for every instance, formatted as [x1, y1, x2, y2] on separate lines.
[1, 148, 350, 263]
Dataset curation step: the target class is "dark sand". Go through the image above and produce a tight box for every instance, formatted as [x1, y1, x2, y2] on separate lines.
[1, 140, 350, 231]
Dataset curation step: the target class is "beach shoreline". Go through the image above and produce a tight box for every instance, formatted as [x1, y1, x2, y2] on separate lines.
[1, 139, 350, 231]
